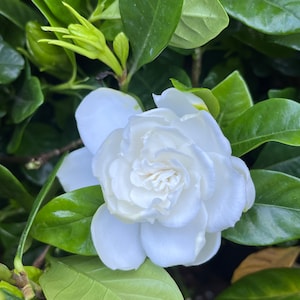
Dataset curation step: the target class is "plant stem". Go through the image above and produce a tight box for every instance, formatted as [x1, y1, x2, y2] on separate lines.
[14, 155, 66, 274]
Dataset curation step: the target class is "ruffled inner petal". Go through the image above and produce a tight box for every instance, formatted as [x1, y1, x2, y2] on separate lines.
[56, 147, 98, 192]
[76, 88, 142, 154]
[91, 204, 146, 270]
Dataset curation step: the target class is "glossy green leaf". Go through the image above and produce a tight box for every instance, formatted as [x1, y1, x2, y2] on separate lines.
[11, 76, 44, 124]
[223, 98, 300, 157]
[0, 165, 33, 211]
[0, 39, 24, 84]
[221, 0, 300, 35]
[271, 33, 300, 51]
[216, 268, 300, 299]
[119, 0, 183, 75]
[171, 78, 220, 118]
[129, 60, 190, 110]
[170, 0, 229, 49]
[212, 70, 253, 128]
[268, 87, 298, 100]
[0, 0, 44, 30]
[253, 142, 300, 178]
[31, 186, 104, 255]
[40, 255, 183, 300]
[0, 281, 23, 300]
[223, 170, 300, 246]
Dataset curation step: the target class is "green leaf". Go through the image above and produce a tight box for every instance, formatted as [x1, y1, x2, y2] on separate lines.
[169, 0, 229, 49]
[221, 0, 300, 35]
[0, 39, 24, 84]
[223, 98, 300, 157]
[0, 0, 44, 30]
[271, 33, 300, 51]
[171, 78, 220, 118]
[0, 165, 33, 212]
[40, 255, 183, 300]
[11, 76, 44, 124]
[129, 60, 191, 110]
[268, 87, 298, 100]
[0, 281, 23, 300]
[119, 0, 183, 75]
[216, 268, 300, 299]
[253, 142, 300, 178]
[212, 70, 253, 128]
[223, 170, 300, 246]
[31, 186, 104, 255]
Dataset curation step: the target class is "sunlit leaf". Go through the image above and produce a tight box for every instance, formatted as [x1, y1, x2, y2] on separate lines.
[223, 170, 300, 246]
[231, 247, 300, 283]
[31, 186, 104, 255]
[223, 98, 300, 157]
[221, 0, 300, 35]
[216, 268, 300, 299]
[170, 0, 229, 49]
[119, 0, 183, 74]
[40, 256, 183, 300]
[212, 70, 252, 128]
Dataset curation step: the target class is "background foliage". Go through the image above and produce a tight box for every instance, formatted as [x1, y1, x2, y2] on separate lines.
[0, 0, 300, 299]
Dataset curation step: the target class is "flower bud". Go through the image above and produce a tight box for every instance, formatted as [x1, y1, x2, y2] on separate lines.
[25, 21, 72, 80]
[113, 32, 129, 69]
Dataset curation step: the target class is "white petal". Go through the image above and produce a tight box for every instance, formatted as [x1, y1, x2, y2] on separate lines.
[91, 204, 146, 270]
[231, 156, 256, 211]
[141, 206, 208, 267]
[185, 232, 221, 266]
[205, 153, 250, 232]
[178, 111, 232, 156]
[56, 147, 98, 192]
[153, 88, 206, 117]
[76, 88, 142, 154]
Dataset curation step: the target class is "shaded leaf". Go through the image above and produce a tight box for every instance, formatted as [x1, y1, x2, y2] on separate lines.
[212, 70, 252, 128]
[0, 0, 44, 29]
[0, 39, 24, 84]
[216, 268, 300, 299]
[253, 142, 300, 178]
[223, 98, 300, 157]
[40, 256, 183, 300]
[31, 186, 104, 255]
[11, 76, 44, 124]
[0, 165, 33, 211]
[120, 0, 183, 74]
[221, 0, 300, 35]
[232, 247, 300, 283]
[223, 170, 300, 246]
[170, 0, 229, 49]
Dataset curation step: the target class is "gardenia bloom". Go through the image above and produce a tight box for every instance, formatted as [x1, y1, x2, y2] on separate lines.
[57, 87, 255, 270]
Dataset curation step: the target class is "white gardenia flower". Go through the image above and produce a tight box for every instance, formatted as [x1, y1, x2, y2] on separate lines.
[57, 87, 255, 270]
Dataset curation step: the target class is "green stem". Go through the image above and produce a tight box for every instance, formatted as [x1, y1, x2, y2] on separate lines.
[14, 155, 66, 273]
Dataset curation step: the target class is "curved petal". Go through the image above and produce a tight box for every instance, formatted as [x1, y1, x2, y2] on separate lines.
[76, 88, 142, 154]
[91, 204, 146, 270]
[141, 206, 208, 267]
[231, 156, 256, 211]
[57, 147, 98, 192]
[205, 153, 250, 232]
[153, 88, 206, 117]
[185, 232, 221, 266]
[177, 111, 232, 156]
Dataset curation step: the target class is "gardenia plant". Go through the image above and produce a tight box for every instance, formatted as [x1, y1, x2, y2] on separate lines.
[57, 87, 255, 270]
